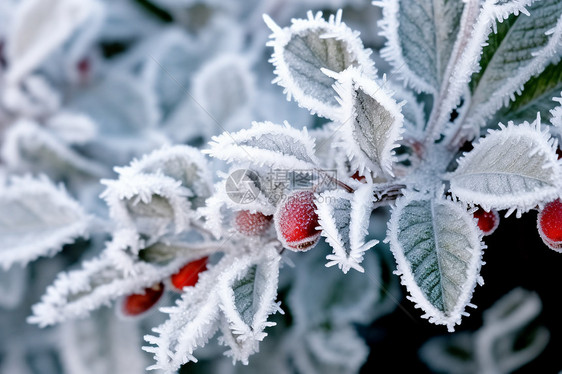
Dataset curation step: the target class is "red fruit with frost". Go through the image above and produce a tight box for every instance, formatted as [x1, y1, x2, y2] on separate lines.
[122, 282, 164, 316]
[538, 199, 562, 251]
[234, 210, 273, 236]
[171, 257, 208, 290]
[473, 207, 499, 235]
[275, 190, 321, 251]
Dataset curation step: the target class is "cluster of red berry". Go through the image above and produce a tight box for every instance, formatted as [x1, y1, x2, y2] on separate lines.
[122, 256, 208, 316]
[472, 199, 562, 252]
[121, 191, 323, 316]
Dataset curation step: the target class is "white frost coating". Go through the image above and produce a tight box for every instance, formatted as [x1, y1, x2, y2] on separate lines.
[317, 185, 378, 274]
[124, 145, 213, 208]
[387, 192, 485, 331]
[465, 7, 562, 135]
[206, 121, 320, 170]
[198, 187, 227, 239]
[373, 0, 431, 92]
[264, 10, 376, 119]
[374, 0, 462, 95]
[217, 317, 258, 365]
[550, 93, 562, 128]
[435, 0, 534, 136]
[101, 172, 192, 240]
[217, 246, 282, 364]
[143, 255, 232, 373]
[449, 116, 562, 216]
[5, 0, 98, 84]
[28, 251, 194, 327]
[1, 120, 107, 178]
[331, 68, 404, 177]
[0, 175, 89, 270]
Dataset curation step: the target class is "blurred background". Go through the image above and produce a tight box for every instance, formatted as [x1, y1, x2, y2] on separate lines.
[0, 0, 559, 373]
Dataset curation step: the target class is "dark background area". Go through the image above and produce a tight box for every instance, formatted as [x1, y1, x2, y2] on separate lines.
[360, 211, 561, 373]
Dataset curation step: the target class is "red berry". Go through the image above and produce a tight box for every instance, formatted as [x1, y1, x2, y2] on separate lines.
[473, 207, 499, 235]
[538, 199, 562, 250]
[275, 190, 321, 251]
[122, 282, 164, 316]
[234, 210, 273, 236]
[350, 171, 366, 183]
[171, 257, 208, 290]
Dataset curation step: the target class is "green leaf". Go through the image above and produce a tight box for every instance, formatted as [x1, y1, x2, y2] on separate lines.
[377, 0, 465, 94]
[489, 61, 562, 127]
[466, 0, 562, 130]
[388, 192, 483, 331]
[448, 119, 561, 215]
[265, 10, 375, 119]
[333, 68, 404, 177]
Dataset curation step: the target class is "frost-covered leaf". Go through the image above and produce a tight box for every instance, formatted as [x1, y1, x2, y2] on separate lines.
[332, 68, 404, 176]
[288, 326, 369, 374]
[218, 247, 281, 361]
[0, 175, 89, 269]
[316, 184, 378, 273]
[28, 250, 201, 327]
[264, 10, 375, 119]
[434, 0, 535, 135]
[448, 118, 562, 215]
[60, 308, 148, 374]
[217, 316, 259, 365]
[192, 54, 254, 129]
[101, 172, 192, 241]
[465, 1, 562, 133]
[552, 93, 562, 129]
[388, 192, 484, 331]
[124, 145, 213, 210]
[5, 0, 99, 84]
[491, 62, 562, 127]
[1, 120, 107, 180]
[101, 146, 212, 241]
[0, 266, 27, 309]
[143, 255, 230, 373]
[375, 0, 465, 94]
[206, 121, 320, 170]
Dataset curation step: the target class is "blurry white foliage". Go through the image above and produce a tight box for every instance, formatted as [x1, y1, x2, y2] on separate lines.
[420, 288, 549, 374]
[0, 0, 559, 373]
[0, 175, 89, 270]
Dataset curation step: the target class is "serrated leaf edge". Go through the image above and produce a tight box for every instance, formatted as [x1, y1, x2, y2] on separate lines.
[264, 9, 376, 119]
[387, 192, 485, 331]
[449, 116, 562, 216]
